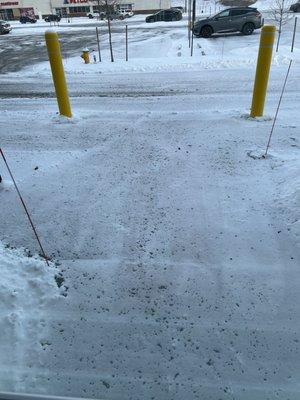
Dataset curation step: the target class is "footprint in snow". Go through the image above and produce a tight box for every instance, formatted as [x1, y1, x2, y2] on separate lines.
[0, 179, 13, 192]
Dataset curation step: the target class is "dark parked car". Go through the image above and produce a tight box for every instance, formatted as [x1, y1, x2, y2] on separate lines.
[20, 16, 37, 24]
[44, 14, 61, 23]
[0, 20, 12, 34]
[193, 7, 262, 38]
[146, 9, 182, 22]
[290, 1, 300, 12]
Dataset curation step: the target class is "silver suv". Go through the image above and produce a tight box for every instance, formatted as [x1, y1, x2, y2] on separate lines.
[193, 7, 262, 38]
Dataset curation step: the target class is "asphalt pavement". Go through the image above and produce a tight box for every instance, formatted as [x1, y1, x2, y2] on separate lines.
[0, 28, 114, 74]
[0, 19, 184, 74]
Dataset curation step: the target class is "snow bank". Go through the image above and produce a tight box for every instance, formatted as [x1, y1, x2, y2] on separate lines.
[0, 242, 64, 392]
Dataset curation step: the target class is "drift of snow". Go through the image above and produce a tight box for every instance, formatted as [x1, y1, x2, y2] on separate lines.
[0, 242, 63, 392]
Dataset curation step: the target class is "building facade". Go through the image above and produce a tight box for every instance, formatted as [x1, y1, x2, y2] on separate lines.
[0, 0, 171, 19]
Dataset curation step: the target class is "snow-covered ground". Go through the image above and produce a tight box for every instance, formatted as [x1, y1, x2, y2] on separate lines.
[7, 16, 145, 37]
[4, 11, 298, 75]
[0, 9, 300, 400]
[0, 242, 65, 390]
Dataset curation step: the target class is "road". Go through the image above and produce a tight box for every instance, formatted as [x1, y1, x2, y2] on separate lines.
[0, 18, 184, 74]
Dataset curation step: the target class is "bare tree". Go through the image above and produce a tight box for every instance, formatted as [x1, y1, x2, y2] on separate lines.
[213, 0, 220, 13]
[105, 0, 114, 62]
[270, 0, 293, 51]
[97, 0, 116, 62]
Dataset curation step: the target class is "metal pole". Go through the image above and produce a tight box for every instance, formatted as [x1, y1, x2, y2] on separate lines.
[0, 149, 49, 267]
[291, 16, 297, 52]
[276, 0, 284, 53]
[264, 60, 292, 157]
[125, 24, 128, 61]
[105, 0, 114, 62]
[191, 0, 196, 56]
[276, 17, 282, 52]
[45, 31, 72, 118]
[250, 25, 276, 118]
[187, 0, 190, 42]
[96, 27, 101, 62]
[188, 0, 191, 47]
[192, 0, 196, 24]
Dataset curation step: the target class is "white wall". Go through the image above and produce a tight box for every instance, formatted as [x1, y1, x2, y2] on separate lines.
[133, 0, 171, 10]
[19, 0, 52, 14]
[0, 0, 171, 15]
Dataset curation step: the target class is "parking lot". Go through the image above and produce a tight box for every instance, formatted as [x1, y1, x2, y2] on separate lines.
[0, 16, 189, 73]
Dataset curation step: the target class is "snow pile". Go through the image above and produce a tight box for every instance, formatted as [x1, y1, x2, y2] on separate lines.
[0, 179, 13, 192]
[0, 242, 63, 392]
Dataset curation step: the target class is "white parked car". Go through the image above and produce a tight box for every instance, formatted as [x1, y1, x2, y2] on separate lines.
[87, 10, 132, 19]
[119, 9, 134, 17]
[87, 11, 106, 19]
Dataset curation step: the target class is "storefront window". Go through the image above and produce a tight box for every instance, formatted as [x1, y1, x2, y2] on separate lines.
[0, 9, 14, 20]
[68, 6, 90, 13]
[92, 5, 106, 13]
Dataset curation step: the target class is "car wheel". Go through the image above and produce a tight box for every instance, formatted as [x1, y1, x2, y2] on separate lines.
[242, 22, 254, 35]
[201, 25, 213, 38]
[172, 17, 177, 21]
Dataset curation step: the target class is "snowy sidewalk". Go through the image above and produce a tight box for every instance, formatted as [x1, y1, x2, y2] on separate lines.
[0, 63, 299, 399]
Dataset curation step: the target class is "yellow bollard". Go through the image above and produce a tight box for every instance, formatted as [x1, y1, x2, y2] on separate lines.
[81, 48, 90, 64]
[45, 31, 72, 118]
[250, 25, 276, 118]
